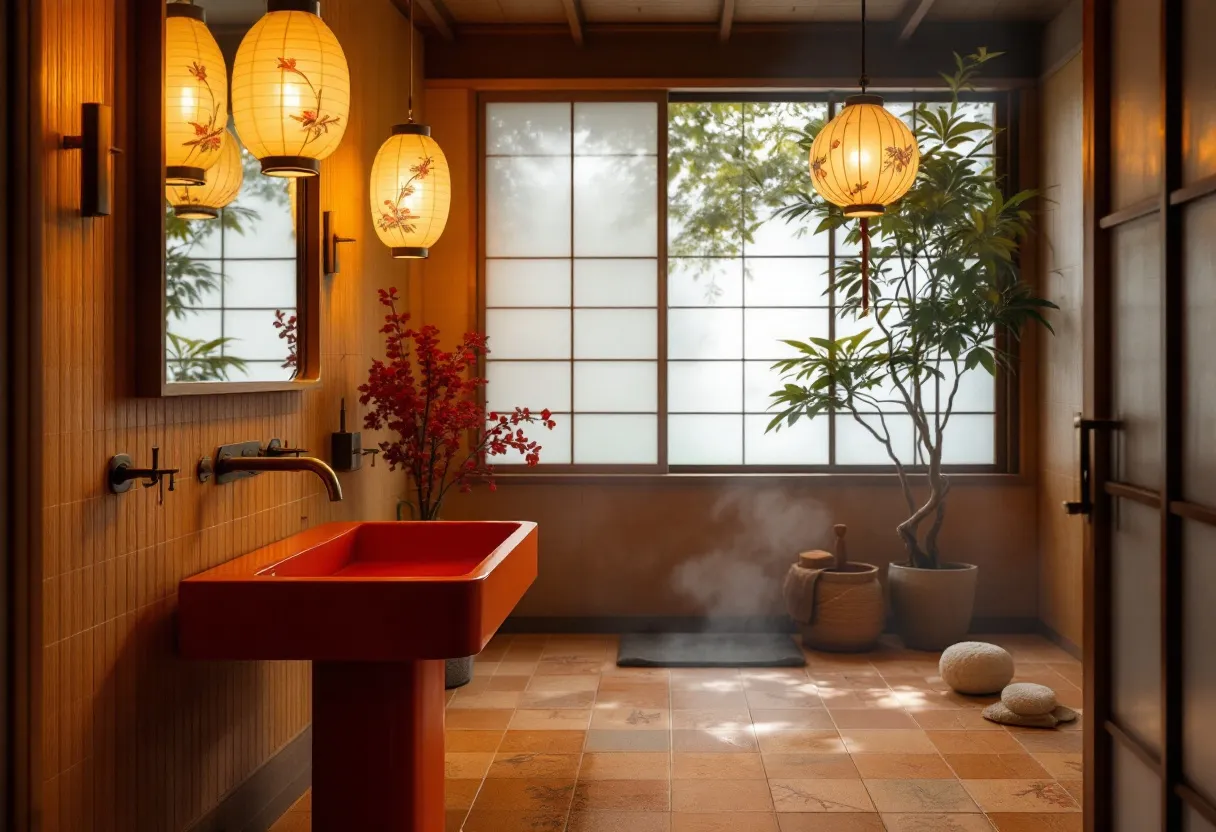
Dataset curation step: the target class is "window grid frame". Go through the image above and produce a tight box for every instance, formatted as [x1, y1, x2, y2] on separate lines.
[478, 89, 1014, 475]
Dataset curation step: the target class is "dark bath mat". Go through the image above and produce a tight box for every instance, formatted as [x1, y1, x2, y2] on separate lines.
[617, 632, 806, 668]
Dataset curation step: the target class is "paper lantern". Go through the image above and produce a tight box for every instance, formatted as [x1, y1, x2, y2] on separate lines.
[809, 94, 919, 218]
[231, 0, 350, 177]
[370, 124, 451, 258]
[165, 2, 228, 186]
[165, 129, 244, 219]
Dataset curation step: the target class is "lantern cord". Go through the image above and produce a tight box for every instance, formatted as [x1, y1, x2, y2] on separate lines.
[407, 0, 415, 122]
[859, 0, 868, 92]
[859, 217, 871, 317]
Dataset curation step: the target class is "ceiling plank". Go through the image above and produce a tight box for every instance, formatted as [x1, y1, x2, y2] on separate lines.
[559, 0, 586, 46]
[392, 0, 456, 42]
[718, 0, 736, 42]
[897, 0, 937, 41]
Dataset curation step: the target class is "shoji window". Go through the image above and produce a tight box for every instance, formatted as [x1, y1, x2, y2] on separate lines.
[483, 97, 662, 467]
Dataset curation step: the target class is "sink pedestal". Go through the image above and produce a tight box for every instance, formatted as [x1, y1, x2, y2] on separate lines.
[312, 659, 446, 831]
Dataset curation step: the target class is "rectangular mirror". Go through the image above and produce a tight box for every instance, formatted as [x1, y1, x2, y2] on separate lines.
[134, 0, 321, 395]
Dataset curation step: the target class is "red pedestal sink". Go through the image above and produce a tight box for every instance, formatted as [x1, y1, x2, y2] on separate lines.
[178, 521, 538, 831]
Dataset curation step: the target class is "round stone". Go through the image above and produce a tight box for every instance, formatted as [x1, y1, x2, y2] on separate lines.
[1001, 682, 1057, 716]
[938, 641, 1015, 695]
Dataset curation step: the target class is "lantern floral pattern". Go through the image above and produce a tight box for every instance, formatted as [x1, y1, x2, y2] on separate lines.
[369, 128, 451, 255]
[181, 61, 225, 162]
[808, 96, 919, 217]
[376, 157, 434, 235]
[276, 57, 343, 150]
[165, 6, 228, 183]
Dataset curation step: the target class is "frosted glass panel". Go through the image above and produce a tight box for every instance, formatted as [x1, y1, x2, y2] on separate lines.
[668, 258, 744, 307]
[574, 157, 658, 257]
[486, 361, 571, 412]
[574, 415, 657, 464]
[669, 308, 743, 359]
[744, 309, 829, 359]
[573, 310, 657, 359]
[1114, 741, 1162, 832]
[486, 259, 571, 307]
[939, 415, 995, 464]
[669, 415, 743, 465]
[574, 102, 657, 155]
[487, 102, 570, 155]
[1184, 198, 1216, 505]
[486, 157, 571, 257]
[224, 260, 297, 308]
[744, 360, 787, 413]
[167, 309, 222, 349]
[574, 362, 657, 412]
[669, 361, 743, 413]
[745, 415, 828, 465]
[748, 204, 830, 256]
[744, 258, 830, 307]
[574, 259, 657, 307]
[224, 191, 297, 258]
[836, 414, 916, 465]
[1188, 806, 1216, 832]
[934, 363, 997, 412]
[494, 413, 572, 465]
[836, 305, 903, 341]
[1112, 216, 1162, 486]
[486, 310, 571, 359]
[1112, 497, 1163, 755]
[1184, 521, 1216, 801]
[224, 310, 292, 360]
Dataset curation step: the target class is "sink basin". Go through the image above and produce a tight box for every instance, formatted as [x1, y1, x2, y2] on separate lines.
[177, 520, 538, 832]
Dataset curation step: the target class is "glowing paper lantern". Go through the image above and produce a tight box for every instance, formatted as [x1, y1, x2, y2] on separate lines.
[809, 94, 919, 218]
[165, 129, 244, 219]
[370, 125, 451, 258]
[231, 0, 350, 177]
[165, 2, 228, 186]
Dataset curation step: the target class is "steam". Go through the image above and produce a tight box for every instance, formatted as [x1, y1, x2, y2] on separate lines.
[671, 488, 831, 625]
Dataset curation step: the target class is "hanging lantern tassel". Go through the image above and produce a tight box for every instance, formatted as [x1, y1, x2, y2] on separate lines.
[859, 217, 871, 317]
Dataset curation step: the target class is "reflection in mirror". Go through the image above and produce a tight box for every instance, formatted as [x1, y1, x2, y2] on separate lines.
[163, 0, 300, 385]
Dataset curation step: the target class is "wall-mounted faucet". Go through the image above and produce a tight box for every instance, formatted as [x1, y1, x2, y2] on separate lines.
[109, 446, 179, 504]
[197, 440, 343, 502]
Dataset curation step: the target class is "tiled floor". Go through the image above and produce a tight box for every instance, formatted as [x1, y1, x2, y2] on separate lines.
[271, 633, 1084, 831]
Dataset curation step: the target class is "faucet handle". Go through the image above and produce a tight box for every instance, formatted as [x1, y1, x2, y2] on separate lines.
[265, 439, 307, 458]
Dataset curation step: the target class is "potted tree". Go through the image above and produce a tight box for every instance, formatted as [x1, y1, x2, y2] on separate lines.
[765, 50, 1056, 650]
[360, 287, 556, 685]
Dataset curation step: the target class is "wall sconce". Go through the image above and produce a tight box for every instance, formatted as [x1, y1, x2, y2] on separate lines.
[165, 1, 228, 186]
[165, 129, 244, 219]
[61, 103, 120, 217]
[231, 0, 351, 178]
[322, 211, 357, 275]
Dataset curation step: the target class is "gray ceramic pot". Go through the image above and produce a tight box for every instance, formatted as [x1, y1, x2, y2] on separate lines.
[887, 562, 978, 651]
[445, 655, 474, 689]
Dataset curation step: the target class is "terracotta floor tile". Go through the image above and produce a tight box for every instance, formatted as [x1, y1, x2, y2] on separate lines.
[495, 661, 541, 677]
[520, 689, 598, 709]
[672, 708, 753, 730]
[445, 752, 496, 779]
[584, 729, 671, 752]
[768, 779, 876, 812]
[672, 727, 759, 753]
[444, 808, 468, 832]
[741, 669, 813, 686]
[448, 690, 525, 710]
[829, 709, 918, 729]
[849, 753, 953, 779]
[961, 779, 1080, 813]
[481, 674, 531, 691]
[571, 779, 670, 812]
[670, 669, 743, 688]
[910, 710, 1000, 731]
[775, 813, 884, 831]
[838, 730, 936, 754]
[671, 812, 780, 831]
[446, 708, 515, 731]
[446, 730, 505, 752]
[499, 730, 587, 754]
[750, 708, 836, 730]
[987, 813, 1084, 831]
[761, 752, 859, 779]
[579, 752, 671, 780]
[862, 779, 980, 813]
[943, 753, 1051, 779]
[671, 690, 751, 710]
[596, 689, 671, 709]
[1050, 663, 1083, 687]
[487, 752, 582, 779]
[567, 810, 672, 832]
[1011, 730, 1083, 754]
[528, 674, 602, 692]
[756, 729, 845, 754]
[446, 778, 484, 810]
[460, 809, 567, 831]
[537, 659, 603, 676]
[508, 708, 593, 731]
[1058, 779, 1083, 806]
[591, 706, 670, 730]
[745, 689, 825, 709]
[267, 812, 309, 832]
[879, 813, 994, 831]
[926, 729, 1025, 755]
[472, 778, 576, 812]
[672, 778, 775, 812]
[672, 752, 767, 780]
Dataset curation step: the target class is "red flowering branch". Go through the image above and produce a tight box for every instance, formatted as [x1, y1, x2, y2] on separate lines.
[273, 310, 299, 379]
[358, 287, 556, 520]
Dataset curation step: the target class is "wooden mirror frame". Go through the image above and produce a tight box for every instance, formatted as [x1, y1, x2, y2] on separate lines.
[130, 0, 322, 396]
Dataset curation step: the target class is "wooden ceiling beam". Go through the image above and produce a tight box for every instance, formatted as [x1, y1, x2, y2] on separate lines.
[559, 0, 586, 47]
[392, 0, 456, 42]
[897, 0, 937, 41]
[718, 0, 736, 42]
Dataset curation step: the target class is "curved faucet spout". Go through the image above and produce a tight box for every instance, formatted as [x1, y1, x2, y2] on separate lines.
[216, 455, 343, 501]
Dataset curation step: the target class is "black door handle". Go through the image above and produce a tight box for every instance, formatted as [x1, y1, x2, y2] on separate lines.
[1063, 416, 1122, 516]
